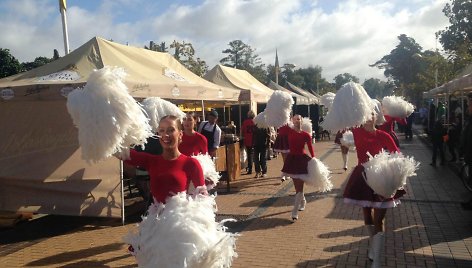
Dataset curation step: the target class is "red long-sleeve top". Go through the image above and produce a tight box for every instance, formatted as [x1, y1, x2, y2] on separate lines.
[287, 127, 315, 157]
[242, 118, 255, 147]
[125, 150, 204, 203]
[378, 115, 407, 133]
[352, 127, 399, 165]
[278, 124, 290, 136]
[179, 131, 208, 156]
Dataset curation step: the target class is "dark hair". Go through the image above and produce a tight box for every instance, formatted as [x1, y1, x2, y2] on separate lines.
[159, 115, 183, 130]
[185, 112, 198, 120]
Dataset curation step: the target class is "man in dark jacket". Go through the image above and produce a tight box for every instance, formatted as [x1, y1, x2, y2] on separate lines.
[252, 124, 271, 178]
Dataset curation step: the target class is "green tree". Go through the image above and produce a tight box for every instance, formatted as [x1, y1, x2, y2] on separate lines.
[0, 48, 21, 78]
[438, 0, 472, 68]
[220, 40, 266, 82]
[295, 66, 324, 93]
[362, 78, 394, 99]
[21, 56, 53, 72]
[371, 34, 423, 86]
[333, 73, 360, 90]
[145, 41, 168, 52]
[169, 40, 208, 77]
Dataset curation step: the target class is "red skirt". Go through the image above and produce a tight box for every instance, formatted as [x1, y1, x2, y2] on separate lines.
[343, 165, 406, 208]
[273, 134, 289, 153]
[281, 153, 311, 175]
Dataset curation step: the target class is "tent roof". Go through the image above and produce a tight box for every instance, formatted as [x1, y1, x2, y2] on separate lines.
[286, 82, 319, 104]
[267, 80, 310, 105]
[0, 37, 241, 102]
[204, 64, 273, 103]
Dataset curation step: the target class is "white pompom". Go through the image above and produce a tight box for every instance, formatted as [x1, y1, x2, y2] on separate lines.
[192, 154, 221, 186]
[363, 150, 419, 198]
[123, 192, 238, 268]
[321, 92, 336, 110]
[66, 66, 153, 163]
[340, 130, 354, 148]
[306, 158, 333, 192]
[381, 96, 414, 118]
[141, 97, 186, 132]
[371, 99, 386, 125]
[321, 82, 374, 132]
[301, 117, 313, 136]
[253, 111, 269, 128]
[265, 91, 294, 128]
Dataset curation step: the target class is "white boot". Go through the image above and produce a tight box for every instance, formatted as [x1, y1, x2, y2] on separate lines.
[298, 193, 306, 211]
[371, 232, 384, 268]
[342, 153, 348, 170]
[366, 225, 375, 261]
[291, 192, 302, 220]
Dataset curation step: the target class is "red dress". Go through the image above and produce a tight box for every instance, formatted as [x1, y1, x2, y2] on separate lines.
[281, 128, 315, 176]
[378, 115, 406, 147]
[125, 150, 205, 203]
[273, 124, 291, 153]
[179, 131, 208, 156]
[343, 127, 405, 208]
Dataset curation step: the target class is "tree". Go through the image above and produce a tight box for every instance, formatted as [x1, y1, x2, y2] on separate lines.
[220, 40, 266, 82]
[21, 57, 53, 72]
[438, 0, 472, 68]
[169, 40, 208, 77]
[362, 78, 394, 99]
[0, 48, 21, 78]
[333, 73, 359, 90]
[295, 66, 324, 93]
[145, 41, 168, 52]
[220, 40, 248, 69]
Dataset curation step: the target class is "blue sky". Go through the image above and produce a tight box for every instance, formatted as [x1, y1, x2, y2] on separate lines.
[0, 0, 450, 82]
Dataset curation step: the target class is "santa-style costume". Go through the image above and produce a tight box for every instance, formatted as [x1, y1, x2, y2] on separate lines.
[179, 131, 208, 157]
[334, 130, 350, 171]
[343, 127, 405, 208]
[273, 124, 291, 153]
[377, 115, 407, 147]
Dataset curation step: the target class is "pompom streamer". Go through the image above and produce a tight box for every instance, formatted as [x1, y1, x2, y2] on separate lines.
[381, 95, 414, 118]
[265, 91, 294, 128]
[141, 97, 186, 132]
[363, 150, 419, 198]
[340, 130, 354, 148]
[321, 82, 374, 132]
[301, 117, 313, 137]
[192, 154, 221, 186]
[372, 99, 386, 126]
[66, 66, 153, 163]
[306, 158, 333, 192]
[123, 192, 238, 268]
[253, 111, 269, 128]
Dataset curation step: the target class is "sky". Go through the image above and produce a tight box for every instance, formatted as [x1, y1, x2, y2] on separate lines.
[0, 0, 451, 83]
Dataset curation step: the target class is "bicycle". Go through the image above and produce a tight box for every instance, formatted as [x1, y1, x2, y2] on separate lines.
[460, 161, 472, 192]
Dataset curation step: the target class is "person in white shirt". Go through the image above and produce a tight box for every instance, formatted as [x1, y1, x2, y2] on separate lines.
[198, 109, 222, 158]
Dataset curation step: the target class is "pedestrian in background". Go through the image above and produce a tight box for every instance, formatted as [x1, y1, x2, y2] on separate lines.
[242, 110, 256, 174]
[253, 124, 270, 178]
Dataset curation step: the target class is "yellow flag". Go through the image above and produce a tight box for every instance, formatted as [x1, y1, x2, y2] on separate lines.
[59, 0, 66, 11]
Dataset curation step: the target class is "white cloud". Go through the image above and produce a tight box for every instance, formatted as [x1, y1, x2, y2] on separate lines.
[0, 0, 450, 83]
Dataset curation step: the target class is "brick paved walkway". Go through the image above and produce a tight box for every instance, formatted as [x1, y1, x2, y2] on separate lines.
[1, 127, 472, 267]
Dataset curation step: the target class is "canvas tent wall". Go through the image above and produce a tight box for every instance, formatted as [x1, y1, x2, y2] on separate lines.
[286, 82, 319, 104]
[267, 80, 310, 106]
[204, 64, 273, 104]
[0, 37, 242, 219]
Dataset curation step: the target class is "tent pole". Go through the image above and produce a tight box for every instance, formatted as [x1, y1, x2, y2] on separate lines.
[201, 100, 205, 121]
[462, 91, 465, 127]
[120, 160, 125, 225]
[239, 102, 242, 137]
[223, 105, 226, 124]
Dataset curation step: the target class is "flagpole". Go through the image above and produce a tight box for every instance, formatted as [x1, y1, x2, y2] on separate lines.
[59, 0, 70, 55]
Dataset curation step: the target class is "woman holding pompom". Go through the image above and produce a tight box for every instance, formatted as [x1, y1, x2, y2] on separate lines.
[343, 112, 404, 267]
[378, 114, 406, 147]
[281, 114, 315, 221]
[120, 116, 237, 268]
[334, 129, 350, 171]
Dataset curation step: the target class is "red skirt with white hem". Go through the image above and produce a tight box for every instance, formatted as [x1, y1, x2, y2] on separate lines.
[343, 165, 406, 208]
[273, 134, 289, 153]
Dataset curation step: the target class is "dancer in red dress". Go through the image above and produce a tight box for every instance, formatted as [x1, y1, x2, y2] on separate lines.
[377, 114, 406, 147]
[334, 129, 350, 171]
[343, 112, 405, 267]
[124, 115, 205, 203]
[179, 112, 208, 157]
[281, 115, 315, 221]
[274, 123, 291, 181]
